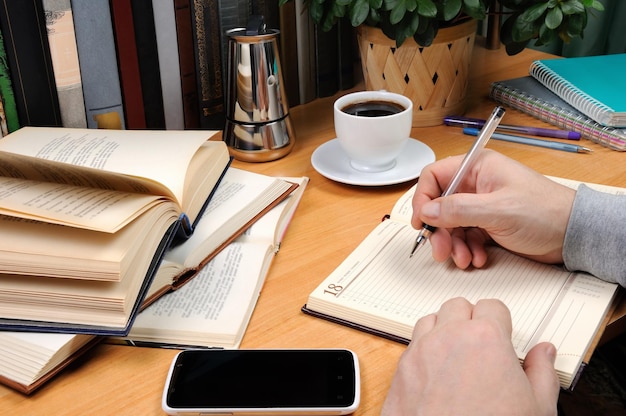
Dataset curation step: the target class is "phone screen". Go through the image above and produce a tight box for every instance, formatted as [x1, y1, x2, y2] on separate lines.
[164, 349, 358, 410]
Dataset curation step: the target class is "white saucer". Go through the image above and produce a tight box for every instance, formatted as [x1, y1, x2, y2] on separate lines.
[311, 138, 435, 186]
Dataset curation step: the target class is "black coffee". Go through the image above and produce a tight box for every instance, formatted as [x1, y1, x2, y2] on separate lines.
[341, 100, 405, 117]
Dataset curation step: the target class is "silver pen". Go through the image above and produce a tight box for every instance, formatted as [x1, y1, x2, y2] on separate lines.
[410, 106, 506, 257]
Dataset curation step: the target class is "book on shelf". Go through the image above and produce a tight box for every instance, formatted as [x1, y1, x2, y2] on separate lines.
[111, 176, 308, 349]
[110, 0, 147, 129]
[189, 0, 226, 130]
[0, 127, 231, 335]
[152, 0, 185, 130]
[302, 180, 622, 390]
[489, 76, 626, 151]
[529, 54, 626, 128]
[72, 0, 125, 129]
[0, 332, 99, 394]
[173, 0, 201, 129]
[131, 0, 166, 130]
[42, 0, 88, 129]
[0, 0, 62, 128]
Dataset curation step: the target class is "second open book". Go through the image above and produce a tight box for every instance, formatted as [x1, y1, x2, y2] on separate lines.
[303, 178, 623, 390]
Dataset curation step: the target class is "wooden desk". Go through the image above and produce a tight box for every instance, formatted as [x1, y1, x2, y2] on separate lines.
[2, 39, 625, 415]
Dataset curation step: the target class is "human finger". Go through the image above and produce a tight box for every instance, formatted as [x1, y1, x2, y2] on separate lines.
[411, 313, 437, 341]
[471, 299, 512, 335]
[523, 342, 560, 413]
[435, 297, 473, 325]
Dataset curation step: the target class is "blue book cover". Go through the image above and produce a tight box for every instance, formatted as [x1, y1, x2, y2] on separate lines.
[529, 54, 626, 127]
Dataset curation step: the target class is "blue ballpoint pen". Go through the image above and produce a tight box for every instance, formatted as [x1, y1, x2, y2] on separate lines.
[462, 128, 592, 153]
[409, 106, 506, 257]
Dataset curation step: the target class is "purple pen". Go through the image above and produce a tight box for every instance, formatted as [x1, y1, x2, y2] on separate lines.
[444, 115, 581, 140]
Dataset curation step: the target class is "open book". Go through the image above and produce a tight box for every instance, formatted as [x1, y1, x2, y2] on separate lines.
[143, 168, 300, 304]
[0, 332, 99, 394]
[0, 127, 230, 335]
[303, 179, 621, 390]
[111, 176, 309, 349]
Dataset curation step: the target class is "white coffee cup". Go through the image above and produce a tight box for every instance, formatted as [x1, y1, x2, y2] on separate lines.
[334, 91, 412, 172]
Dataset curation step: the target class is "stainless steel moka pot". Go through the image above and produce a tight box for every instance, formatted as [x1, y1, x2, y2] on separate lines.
[223, 16, 295, 162]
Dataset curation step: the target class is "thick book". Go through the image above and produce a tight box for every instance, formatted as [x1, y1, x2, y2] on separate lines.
[0, 332, 99, 394]
[111, 175, 308, 349]
[174, 0, 201, 129]
[0, 127, 230, 335]
[529, 54, 626, 128]
[490, 76, 626, 151]
[0, 0, 62, 128]
[302, 180, 622, 390]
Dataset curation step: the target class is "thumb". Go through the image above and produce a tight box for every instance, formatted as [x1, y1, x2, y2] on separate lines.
[523, 343, 560, 410]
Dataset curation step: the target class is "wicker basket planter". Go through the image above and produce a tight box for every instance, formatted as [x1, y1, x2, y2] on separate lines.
[357, 19, 477, 127]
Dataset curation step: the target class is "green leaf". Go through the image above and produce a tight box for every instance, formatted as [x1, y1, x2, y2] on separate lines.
[442, 0, 462, 21]
[416, 0, 437, 18]
[405, 0, 418, 13]
[350, 0, 371, 26]
[389, 1, 407, 24]
[518, 3, 548, 23]
[545, 6, 563, 29]
[370, 0, 383, 7]
[462, 0, 486, 20]
[561, 0, 585, 15]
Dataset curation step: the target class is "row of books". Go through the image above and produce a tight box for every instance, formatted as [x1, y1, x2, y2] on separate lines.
[489, 53, 626, 151]
[0, 0, 356, 135]
[0, 126, 308, 393]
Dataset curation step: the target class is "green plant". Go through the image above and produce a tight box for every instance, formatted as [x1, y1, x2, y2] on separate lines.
[279, 0, 605, 55]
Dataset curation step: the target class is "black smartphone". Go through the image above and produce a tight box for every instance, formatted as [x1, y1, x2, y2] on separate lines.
[162, 349, 360, 415]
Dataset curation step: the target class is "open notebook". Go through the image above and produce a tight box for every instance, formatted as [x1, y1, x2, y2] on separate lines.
[303, 178, 622, 390]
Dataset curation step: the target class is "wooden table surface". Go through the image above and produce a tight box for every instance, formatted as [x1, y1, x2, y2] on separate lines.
[3, 38, 625, 415]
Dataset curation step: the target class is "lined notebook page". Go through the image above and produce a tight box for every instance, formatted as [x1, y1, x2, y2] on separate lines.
[307, 219, 617, 387]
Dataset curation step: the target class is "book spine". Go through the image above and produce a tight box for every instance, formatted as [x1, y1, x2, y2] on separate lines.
[294, 0, 316, 104]
[529, 60, 615, 128]
[278, 0, 300, 106]
[110, 0, 147, 129]
[190, 0, 225, 130]
[42, 0, 87, 128]
[131, 0, 166, 130]
[0, 0, 62, 128]
[152, 0, 185, 130]
[0, 29, 19, 132]
[72, 0, 126, 129]
[490, 81, 626, 151]
[174, 0, 200, 129]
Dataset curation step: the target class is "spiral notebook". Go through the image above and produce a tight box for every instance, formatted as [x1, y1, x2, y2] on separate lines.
[529, 54, 626, 128]
[489, 76, 626, 151]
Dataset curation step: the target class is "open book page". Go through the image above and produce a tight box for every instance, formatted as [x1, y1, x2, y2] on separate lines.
[119, 241, 273, 348]
[0, 332, 95, 389]
[163, 168, 296, 269]
[0, 127, 223, 213]
[305, 219, 618, 389]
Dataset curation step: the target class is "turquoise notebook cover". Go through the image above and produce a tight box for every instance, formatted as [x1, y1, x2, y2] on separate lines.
[529, 54, 626, 127]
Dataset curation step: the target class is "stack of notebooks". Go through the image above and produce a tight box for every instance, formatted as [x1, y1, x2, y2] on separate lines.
[0, 126, 308, 394]
[489, 53, 626, 151]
